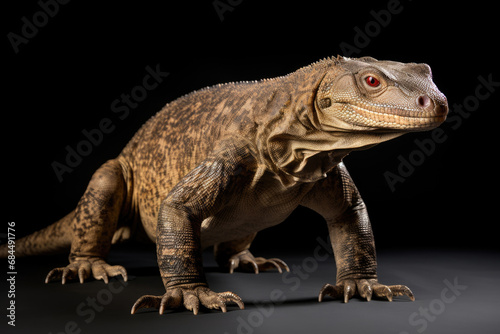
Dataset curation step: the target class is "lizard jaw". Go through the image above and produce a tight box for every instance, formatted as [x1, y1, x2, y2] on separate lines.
[346, 102, 448, 131]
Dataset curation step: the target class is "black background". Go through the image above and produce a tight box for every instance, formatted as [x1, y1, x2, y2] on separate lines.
[3, 0, 499, 253]
[2, 2, 500, 334]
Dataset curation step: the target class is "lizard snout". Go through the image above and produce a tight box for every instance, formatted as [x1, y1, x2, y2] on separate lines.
[416, 94, 448, 118]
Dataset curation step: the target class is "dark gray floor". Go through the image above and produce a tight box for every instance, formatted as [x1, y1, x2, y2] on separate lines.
[2, 247, 499, 334]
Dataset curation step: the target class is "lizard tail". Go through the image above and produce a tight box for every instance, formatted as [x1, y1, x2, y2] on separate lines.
[0, 210, 74, 258]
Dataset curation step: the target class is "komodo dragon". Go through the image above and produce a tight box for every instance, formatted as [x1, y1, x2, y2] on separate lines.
[1, 56, 448, 314]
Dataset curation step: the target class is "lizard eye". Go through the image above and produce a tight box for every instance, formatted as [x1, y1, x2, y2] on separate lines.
[365, 76, 380, 87]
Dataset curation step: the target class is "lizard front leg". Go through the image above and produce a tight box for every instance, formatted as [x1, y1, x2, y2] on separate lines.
[318, 201, 414, 303]
[302, 163, 414, 303]
[132, 204, 243, 314]
[131, 149, 250, 315]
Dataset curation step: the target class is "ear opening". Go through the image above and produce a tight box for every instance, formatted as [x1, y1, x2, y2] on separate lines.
[357, 56, 378, 63]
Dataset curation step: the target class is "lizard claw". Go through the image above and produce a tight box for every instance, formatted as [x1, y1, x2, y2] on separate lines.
[131, 285, 244, 315]
[318, 278, 414, 303]
[228, 250, 289, 274]
[45, 257, 127, 284]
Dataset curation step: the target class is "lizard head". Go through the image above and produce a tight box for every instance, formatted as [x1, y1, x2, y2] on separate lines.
[263, 56, 449, 184]
[315, 56, 448, 132]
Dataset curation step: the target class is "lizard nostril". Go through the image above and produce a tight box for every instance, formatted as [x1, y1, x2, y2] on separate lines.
[417, 95, 432, 109]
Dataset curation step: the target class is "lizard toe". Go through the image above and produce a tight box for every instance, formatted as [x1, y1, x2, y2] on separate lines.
[90, 260, 128, 283]
[131, 295, 162, 314]
[254, 257, 290, 273]
[159, 289, 183, 314]
[318, 283, 343, 302]
[389, 285, 415, 301]
[45, 267, 64, 284]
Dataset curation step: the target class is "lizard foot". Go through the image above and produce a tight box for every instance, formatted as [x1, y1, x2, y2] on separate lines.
[45, 257, 127, 284]
[131, 284, 245, 315]
[228, 250, 290, 274]
[318, 278, 414, 303]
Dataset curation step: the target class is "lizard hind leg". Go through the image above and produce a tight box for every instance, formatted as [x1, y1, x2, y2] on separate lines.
[45, 158, 130, 284]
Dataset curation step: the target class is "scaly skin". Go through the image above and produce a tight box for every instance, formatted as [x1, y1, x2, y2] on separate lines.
[1, 56, 447, 314]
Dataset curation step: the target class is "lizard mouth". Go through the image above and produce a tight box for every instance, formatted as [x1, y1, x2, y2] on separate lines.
[347, 103, 447, 131]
